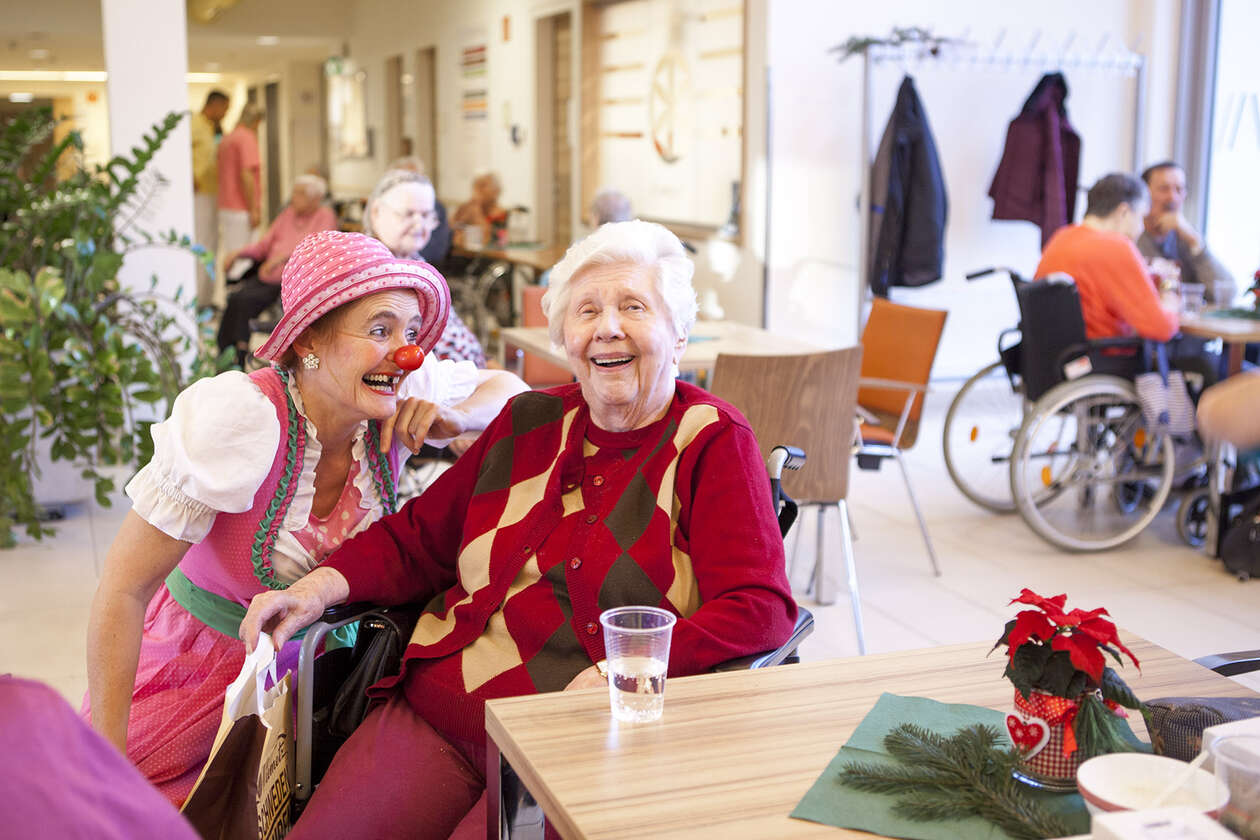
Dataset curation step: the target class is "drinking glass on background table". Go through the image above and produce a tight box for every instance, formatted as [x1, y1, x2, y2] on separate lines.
[599, 606, 676, 723]
[1181, 282, 1207, 315]
[1211, 734, 1260, 838]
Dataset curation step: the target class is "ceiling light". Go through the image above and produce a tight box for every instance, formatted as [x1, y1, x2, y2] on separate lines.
[0, 70, 222, 83]
[256, 35, 279, 46]
[401, 73, 414, 85]
[9, 92, 34, 103]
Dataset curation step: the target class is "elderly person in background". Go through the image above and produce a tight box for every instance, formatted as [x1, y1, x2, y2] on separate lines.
[590, 187, 633, 226]
[365, 168, 487, 368]
[452, 170, 504, 247]
[84, 231, 527, 806]
[241, 220, 797, 839]
[216, 174, 337, 368]
[385, 156, 453, 269]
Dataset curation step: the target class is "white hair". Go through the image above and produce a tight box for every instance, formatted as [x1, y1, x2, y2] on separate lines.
[361, 169, 433, 239]
[540, 220, 697, 348]
[294, 174, 327, 199]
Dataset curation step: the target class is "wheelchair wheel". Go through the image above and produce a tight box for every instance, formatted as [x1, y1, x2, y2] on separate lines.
[1010, 376, 1175, 552]
[1177, 489, 1211, 548]
[943, 361, 1026, 513]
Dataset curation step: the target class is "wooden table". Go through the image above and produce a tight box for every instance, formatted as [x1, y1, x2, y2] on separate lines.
[452, 243, 568, 274]
[500, 321, 823, 378]
[1179, 311, 1260, 375]
[485, 636, 1258, 839]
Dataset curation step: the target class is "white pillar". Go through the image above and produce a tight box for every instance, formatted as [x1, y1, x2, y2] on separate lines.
[101, 0, 195, 304]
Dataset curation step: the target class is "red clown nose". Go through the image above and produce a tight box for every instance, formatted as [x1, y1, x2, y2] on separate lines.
[392, 345, 425, 371]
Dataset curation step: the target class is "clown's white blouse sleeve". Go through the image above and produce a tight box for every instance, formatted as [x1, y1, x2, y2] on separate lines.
[396, 354, 480, 447]
[126, 371, 279, 542]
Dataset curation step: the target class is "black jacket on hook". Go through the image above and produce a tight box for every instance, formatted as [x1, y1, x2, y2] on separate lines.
[868, 75, 949, 297]
[988, 72, 1081, 248]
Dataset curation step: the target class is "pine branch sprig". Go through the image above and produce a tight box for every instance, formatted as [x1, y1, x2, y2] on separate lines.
[839, 724, 1073, 840]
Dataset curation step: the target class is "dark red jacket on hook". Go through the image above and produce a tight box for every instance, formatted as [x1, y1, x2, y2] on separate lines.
[988, 72, 1081, 247]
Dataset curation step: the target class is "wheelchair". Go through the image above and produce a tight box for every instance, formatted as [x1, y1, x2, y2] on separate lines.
[289, 445, 816, 838]
[1003, 275, 1207, 552]
[941, 267, 1029, 513]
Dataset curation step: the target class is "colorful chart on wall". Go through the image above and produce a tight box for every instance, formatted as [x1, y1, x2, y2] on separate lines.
[325, 57, 370, 159]
[597, 0, 743, 228]
[455, 33, 491, 189]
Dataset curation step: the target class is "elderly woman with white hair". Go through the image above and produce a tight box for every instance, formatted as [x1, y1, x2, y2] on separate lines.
[364, 168, 486, 367]
[241, 220, 797, 838]
[217, 174, 337, 366]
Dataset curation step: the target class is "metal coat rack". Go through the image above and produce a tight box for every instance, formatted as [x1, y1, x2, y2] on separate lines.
[850, 29, 1147, 338]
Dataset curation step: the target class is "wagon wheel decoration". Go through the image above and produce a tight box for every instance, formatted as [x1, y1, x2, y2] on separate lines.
[649, 51, 691, 164]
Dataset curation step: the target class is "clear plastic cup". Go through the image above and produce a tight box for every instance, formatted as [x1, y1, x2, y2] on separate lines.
[1181, 282, 1207, 314]
[599, 606, 676, 723]
[1211, 734, 1260, 838]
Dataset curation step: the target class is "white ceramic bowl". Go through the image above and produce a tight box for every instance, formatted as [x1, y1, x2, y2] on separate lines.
[1076, 753, 1228, 816]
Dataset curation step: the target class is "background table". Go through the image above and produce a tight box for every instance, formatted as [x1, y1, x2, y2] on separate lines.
[485, 636, 1258, 839]
[500, 320, 822, 379]
[1179, 311, 1260, 375]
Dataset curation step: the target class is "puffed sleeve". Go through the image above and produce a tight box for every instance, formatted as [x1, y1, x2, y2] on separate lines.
[125, 371, 280, 542]
[397, 353, 479, 408]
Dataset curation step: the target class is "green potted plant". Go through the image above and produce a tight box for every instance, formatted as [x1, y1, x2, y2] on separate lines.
[0, 107, 226, 546]
[994, 588, 1149, 789]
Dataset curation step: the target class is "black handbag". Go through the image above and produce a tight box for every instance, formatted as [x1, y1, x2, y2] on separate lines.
[312, 607, 420, 745]
[1220, 494, 1260, 581]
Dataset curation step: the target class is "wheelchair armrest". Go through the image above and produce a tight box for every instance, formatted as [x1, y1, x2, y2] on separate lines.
[1194, 650, 1260, 677]
[318, 601, 377, 627]
[711, 608, 814, 672]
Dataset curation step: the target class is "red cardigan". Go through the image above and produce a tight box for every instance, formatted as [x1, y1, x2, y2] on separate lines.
[325, 381, 797, 744]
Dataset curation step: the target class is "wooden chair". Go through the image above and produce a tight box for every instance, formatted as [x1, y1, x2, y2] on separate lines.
[509, 285, 572, 388]
[709, 346, 867, 652]
[856, 298, 948, 577]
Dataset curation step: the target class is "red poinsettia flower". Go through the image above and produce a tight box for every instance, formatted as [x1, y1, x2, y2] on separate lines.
[1051, 631, 1107, 682]
[1009, 589, 1069, 623]
[1006, 609, 1056, 660]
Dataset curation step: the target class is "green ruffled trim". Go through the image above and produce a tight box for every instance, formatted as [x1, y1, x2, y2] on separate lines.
[250, 367, 305, 591]
[365, 421, 398, 515]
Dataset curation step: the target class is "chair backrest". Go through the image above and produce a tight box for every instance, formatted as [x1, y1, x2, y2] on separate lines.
[709, 346, 863, 503]
[1015, 277, 1088, 403]
[519, 285, 572, 387]
[857, 298, 947, 423]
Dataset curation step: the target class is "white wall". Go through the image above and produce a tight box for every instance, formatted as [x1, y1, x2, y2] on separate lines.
[335, 0, 580, 235]
[762, 0, 1181, 378]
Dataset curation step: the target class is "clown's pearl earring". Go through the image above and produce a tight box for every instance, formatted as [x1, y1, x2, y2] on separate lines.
[302, 352, 320, 370]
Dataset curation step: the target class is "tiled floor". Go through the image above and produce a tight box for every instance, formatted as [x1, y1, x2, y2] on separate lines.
[3, 383, 1259, 707]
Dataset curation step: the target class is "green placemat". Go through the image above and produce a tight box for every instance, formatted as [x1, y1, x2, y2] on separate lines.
[1203, 307, 1260, 321]
[791, 693, 1111, 840]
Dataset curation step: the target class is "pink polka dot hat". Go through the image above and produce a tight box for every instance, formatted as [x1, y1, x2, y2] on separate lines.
[253, 230, 451, 363]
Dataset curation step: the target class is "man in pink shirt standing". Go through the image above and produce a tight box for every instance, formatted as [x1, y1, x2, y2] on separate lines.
[216, 103, 265, 306]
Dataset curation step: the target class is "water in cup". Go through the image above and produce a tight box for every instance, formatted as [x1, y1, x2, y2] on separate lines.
[608, 655, 667, 723]
[599, 605, 676, 724]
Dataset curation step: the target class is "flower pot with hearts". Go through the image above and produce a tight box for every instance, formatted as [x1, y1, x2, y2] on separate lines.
[1007, 689, 1084, 789]
[994, 589, 1151, 790]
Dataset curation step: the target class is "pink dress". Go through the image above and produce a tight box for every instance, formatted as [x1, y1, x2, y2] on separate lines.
[81, 360, 477, 806]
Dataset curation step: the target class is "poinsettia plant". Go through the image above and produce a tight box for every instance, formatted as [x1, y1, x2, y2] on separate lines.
[993, 589, 1150, 761]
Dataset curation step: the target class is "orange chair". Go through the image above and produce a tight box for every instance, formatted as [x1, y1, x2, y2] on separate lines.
[513, 285, 572, 388]
[856, 298, 948, 576]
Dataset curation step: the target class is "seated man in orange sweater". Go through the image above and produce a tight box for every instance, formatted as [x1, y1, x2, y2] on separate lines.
[1036, 172, 1180, 343]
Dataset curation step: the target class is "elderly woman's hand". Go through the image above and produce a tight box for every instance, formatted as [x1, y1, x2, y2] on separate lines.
[381, 398, 470, 453]
[239, 567, 350, 652]
[563, 665, 607, 692]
